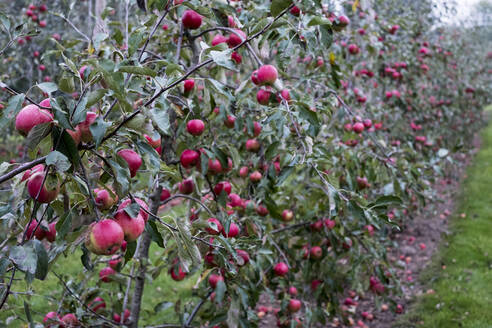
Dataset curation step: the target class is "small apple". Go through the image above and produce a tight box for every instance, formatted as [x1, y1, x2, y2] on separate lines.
[178, 178, 194, 194]
[186, 119, 205, 136]
[15, 104, 53, 136]
[85, 219, 124, 255]
[273, 262, 289, 276]
[206, 218, 223, 235]
[113, 210, 145, 242]
[281, 209, 294, 222]
[117, 149, 142, 178]
[182, 10, 202, 29]
[180, 149, 200, 168]
[208, 274, 224, 289]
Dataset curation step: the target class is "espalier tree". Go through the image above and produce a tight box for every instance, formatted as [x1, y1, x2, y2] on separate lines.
[0, 0, 489, 327]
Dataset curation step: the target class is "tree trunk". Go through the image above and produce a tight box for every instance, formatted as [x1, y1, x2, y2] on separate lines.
[128, 186, 162, 328]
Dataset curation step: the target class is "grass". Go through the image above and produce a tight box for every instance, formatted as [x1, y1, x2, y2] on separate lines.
[395, 109, 492, 328]
[0, 243, 198, 327]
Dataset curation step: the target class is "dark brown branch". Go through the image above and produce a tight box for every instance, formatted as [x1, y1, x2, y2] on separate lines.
[0, 156, 47, 185]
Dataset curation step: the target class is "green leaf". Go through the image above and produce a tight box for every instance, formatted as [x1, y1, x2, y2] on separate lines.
[56, 210, 72, 239]
[209, 50, 238, 72]
[51, 97, 72, 130]
[89, 116, 111, 147]
[0, 93, 24, 130]
[118, 66, 156, 77]
[36, 82, 58, 94]
[52, 127, 80, 170]
[24, 301, 33, 326]
[124, 240, 137, 263]
[58, 73, 75, 93]
[72, 95, 88, 126]
[369, 196, 402, 209]
[307, 17, 333, 27]
[25, 122, 52, 151]
[147, 220, 164, 248]
[226, 298, 240, 328]
[81, 244, 93, 271]
[32, 239, 48, 280]
[87, 89, 108, 107]
[271, 0, 291, 16]
[108, 158, 130, 197]
[46, 151, 71, 172]
[150, 108, 170, 136]
[9, 242, 37, 275]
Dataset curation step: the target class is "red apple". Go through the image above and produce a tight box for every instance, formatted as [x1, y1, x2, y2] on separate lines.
[27, 172, 59, 203]
[183, 79, 195, 94]
[310, 246, 323, 260]
[85, 219, 125, 255]
[178, 178, 194, 194]
[214, 181, 232, 195]
[211, 34, 227, 46]
[60, 314, 79, 327]
[114, 210, 145, 242]
[182, 10, 202, 29]
[256, 89, 271, 105]
[245, 139, 260, 152]
[239, 166, 249, 178]
[169, 262, 186, 281]
[78, 111, 97, 142]
[224, 115, 236, 128]
[208, 274, 224, 289]
[187, 119, 205, 136]
[118, 198, 149, 222]
[206, 218, 223, 235]
[113, 309, 130, 323]
[281, 209, 294, 222]
[249, 170, 262, 182]
[43, 312, 60, 327]
[352, 122, 364, 133]
[222, 221, 239, 238]
[288, 299, 301, 312]
[144, 134, 161, 148]
[99, 266, 115, 283]
[236, 249, 250, 266]
[15, 104, 53, 136]
[273, 262, 289, 276]
[256, 65, 278, 85]
[160, 188, 171, 201]
[227, 29, 247, 47]
[94, 188, 118, 210]
[88, 297, 106, 312]
[288, 286, 298, 296]
[180, 149, 200, 168]
[117, 149, 142, 178]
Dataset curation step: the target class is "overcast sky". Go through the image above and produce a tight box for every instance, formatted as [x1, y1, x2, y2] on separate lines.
[440, 0, 482, 23]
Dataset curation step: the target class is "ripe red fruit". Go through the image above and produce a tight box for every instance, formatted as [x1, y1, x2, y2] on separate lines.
[45, 222, 56, 242]
[222, 221, 240, 238]
[183, 79, 195, 94]
[256, 89, 271, 105]
[178, 178, 194, 194]
[169, 263, 187, 281]
[43, 312, 60, 326]
[324, 219, 336, 229]
[277, 89, 291, 103]
[288, 299, 302, 312]
[207, 159, 223, 174]
[290, 6, 300, 16]
[78, 111, 98, 142]
[85, 219, 124, 255]
[239, 166, 249, 178]
[99, 266, 116, 283]
[288, 286, 298, 296]
[60, 314, 79, 327]
[256, 205, 268, 216]
[113, 309, 130, 323]
[249, 170, 262, 182]
[363, 119, 372, 128]
[33, 51, 40, 57]
[118, 198, 149, 222]
[88, 297, 106, 312]
[186, 119, 205, 136]
[160, 188, 171, 201]
[251, 70, 260, 85]
[236, 249, 250, 266]
[227, 29, 247, 47]
[211, 34, 227, 46]
[39, 4, 47, 12]
[144, 134, 161, 148]
[206, 218, 223, 235]
[180, 149, 200, 168]
[273, 262, 289, 276]
[281, 209, 294, 222]
[231, 51, 242, 64]
[214, 181, 232, 195]
[224, 115, 236, 129]
[348, 44, 360, 55]
[208, 274, 224, 289]
[310, 246, 323, 260]
[15, 104, 53, 136]
[182, 10, 202, 29]
[228, 193, 243, 208]
[117, 149, 142, 178]
[352, 122, 364, 133]
[114, 210, 145, 242]
[109, 255, 121, 270]
[245, 139, 260, 152]
[256, 65, 278, 85]
[38, 20, 47, 28]
[27, 172, 59, 203]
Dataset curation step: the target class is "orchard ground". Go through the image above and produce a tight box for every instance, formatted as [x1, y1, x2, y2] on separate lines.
[394, 105, 492, 328]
